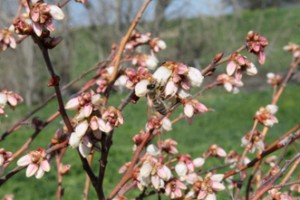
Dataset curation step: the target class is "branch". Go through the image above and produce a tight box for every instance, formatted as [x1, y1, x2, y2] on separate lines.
[251, 153, 300, 200]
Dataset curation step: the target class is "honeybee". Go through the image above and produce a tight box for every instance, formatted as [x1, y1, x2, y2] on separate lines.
[147, 80, 168, 116]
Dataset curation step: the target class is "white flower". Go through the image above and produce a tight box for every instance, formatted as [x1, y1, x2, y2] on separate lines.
[164, 80, 178, 97]
[153, 66, 172, 85]
[246, 63, 257, 76]
[184, 104, 194, 118]
[266, 104, 278, 114]
[175, 162, 188, 177]
[146, 144, 160, 156]
[162, 117, 172, 131]
[49, 5, 65, 20]
[193, 157, 205, 168]
[135, 79, 150, 97]
[187, 67, 204, 87]
[145, 55, 158, 70]
[0, 93, 7, 106]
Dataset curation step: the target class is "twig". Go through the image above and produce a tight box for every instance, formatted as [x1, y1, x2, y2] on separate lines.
[109, 131, 151, 199]
[0, 166, 25, 186]
[0, 60, 106, 141]
[201, 45, 246, 76]
[55, 147, 68, 200]
[103, 0, 152, 107]
[251, 153, 300, 200]
[223, 126, 300, 179]
[83, 153, 94, 200]
[4, 112, 60, 168]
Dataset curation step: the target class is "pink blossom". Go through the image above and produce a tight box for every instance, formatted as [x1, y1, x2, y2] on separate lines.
[185, 173, 225, 200]
[246, 31, 269, 64]
[255, 104, 278, 127]
[0, 90, 23, 116]
[30, 1, 64, 36]
[165, 179, 187, 199]
[183, 99, 208, 118]
[17, 148, 50, 179]
[204, 144, 227, 158]
[241, 130, 265, 153]
[0, 28, 16, 52]
[226, 53, 257, 78]
[150, 38, 167, 53]
[217, 74, 244, 93]
[266, 72, 282, 85]
[0, 148, 12, 174]
[132, 54, 158, 70]
[159, 139, 178, 155]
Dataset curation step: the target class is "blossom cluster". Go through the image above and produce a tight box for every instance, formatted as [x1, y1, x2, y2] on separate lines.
[0, 90, 23, 116]
[245, 30, 269, 64]
[65, 90, 123, 157]
[17, 148, 50, 179]
[119, 139, 225, 199]
[12, 0, 64, 37]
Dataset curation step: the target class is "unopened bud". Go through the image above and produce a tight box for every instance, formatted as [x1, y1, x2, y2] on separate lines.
[213, 52, 223, 63]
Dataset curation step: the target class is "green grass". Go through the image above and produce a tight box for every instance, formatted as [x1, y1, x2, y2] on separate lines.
[0, 81, 299, 199]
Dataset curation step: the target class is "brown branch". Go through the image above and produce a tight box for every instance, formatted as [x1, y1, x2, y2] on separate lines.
[83, 153, 94, 200]
[0, 166, 25, 186]
[251, 153, 300, 200]
[55, 147, 68, 200]
[0, 60, 107, 142]
[97, 132, 114, 200]
[201, 45, 246, 76]
[109, 0, 152, 83]
[224, 125, 300, 179]
[4, 112, 60, 168]
[272, 56, 300, 105]
[109, 131, 151, 199]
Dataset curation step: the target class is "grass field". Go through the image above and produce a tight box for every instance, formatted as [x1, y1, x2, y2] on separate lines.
[1, 4, 300, 200]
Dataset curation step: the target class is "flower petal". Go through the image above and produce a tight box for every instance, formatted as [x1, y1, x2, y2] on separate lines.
[26, 163, 38, 177]
[17, 155, 32, 166]
[49, 5, 64, 20]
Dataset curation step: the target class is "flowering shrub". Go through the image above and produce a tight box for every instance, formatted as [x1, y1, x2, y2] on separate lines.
[0, 0, 299, 200]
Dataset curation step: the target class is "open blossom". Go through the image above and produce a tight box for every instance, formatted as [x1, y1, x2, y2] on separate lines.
[246, 31, 269, 64]
[0, 90, 23, 116]
[241, 130, 265, 153]
[183, 99, 208, 118]
[226, 52, 257, 78]
[68, 120, 93, 157]
[150, 38, 167, 53]
[266, 72, 282, 86]
[217, 74, 244, 94]
[132, 54, 159, 70]
[137, 157, 172, 190]
[30, 1, 64, 36]
[159, 138, 178, 155]
[0, 148, 12, 174]
[165, 179, 187, 199]
[0, 27, 16, 52]
[185, 173, 225, 200]
[17, 148, 50, 179]
[203, 144, 227, 158]
[65, 90, 101, 120]
[283, 42, 300, 58]
[255, 104, 278, 127]
[125, 31, 151, 51]
[225, 151, 250, 168]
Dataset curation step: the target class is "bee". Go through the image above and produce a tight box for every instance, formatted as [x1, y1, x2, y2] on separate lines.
[147, 80, 168, 116]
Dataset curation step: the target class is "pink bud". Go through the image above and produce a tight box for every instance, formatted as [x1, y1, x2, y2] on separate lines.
[65, 97, 80, 110]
